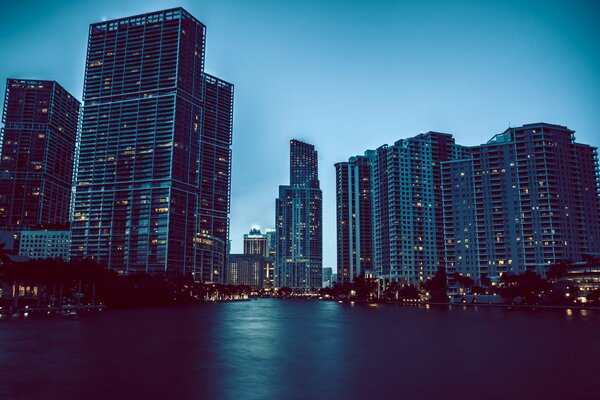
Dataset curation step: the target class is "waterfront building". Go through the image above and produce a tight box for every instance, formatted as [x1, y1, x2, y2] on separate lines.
[70, 8, 233, 280]
[370, 132, 469, 285]
[228, 254, 266, 290]
[241, 226, 273, 288]
[0, 79, 80, 241]
[442, 123, 600, 292]
[19, 229, 70, 260]
[275, 140, 322, 289]
[335, 152, 374, 284]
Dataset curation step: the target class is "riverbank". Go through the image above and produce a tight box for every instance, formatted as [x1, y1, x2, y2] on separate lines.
[0, 304, 107, 317]
[320, 297, 600, 311]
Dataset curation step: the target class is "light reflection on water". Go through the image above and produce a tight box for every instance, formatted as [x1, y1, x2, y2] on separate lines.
[0, 299, 598, 400]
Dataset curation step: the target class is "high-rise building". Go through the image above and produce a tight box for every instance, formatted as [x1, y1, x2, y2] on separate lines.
[370, 132, 469, 285]
[243, 226, 268, 256]
[0, 79, 80, 237]
[70, 8, 233, 279]
[275, 140, 322, 289]
[442, 123, 600, 292]
[334, 153, 374, 284]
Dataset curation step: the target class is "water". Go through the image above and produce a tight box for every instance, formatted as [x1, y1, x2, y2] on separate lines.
[1, 299, 598, 399]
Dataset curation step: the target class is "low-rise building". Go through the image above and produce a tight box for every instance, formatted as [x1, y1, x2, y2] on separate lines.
[19, 230, 70, 260]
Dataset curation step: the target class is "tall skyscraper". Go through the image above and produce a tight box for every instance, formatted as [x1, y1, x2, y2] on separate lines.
[370, 132, 469, 284]
[0, 79, 80, 236]
[442, 123, 600, 292]
[70, 8, 233, 280]
[275, 140, 322, 289]
[335, 153, 374, 284]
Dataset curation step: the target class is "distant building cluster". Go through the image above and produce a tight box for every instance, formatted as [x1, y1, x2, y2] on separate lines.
[227, 227, 274, 290]
[335, 123, 600, 294]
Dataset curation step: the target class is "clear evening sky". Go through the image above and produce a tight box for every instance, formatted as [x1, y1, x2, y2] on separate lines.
[1, 0, 599, 271]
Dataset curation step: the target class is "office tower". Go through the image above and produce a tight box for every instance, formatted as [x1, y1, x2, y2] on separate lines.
[371, 132, 469, 285]
[71, 8, 233, 279]
[241, 226, 273, 288]
[243, 227, 268, 256]
[275, 140, 322, 289]
[0, 79, 80, 239]
[228, 254, 265, 290]
[335, 152, 374, 284]
[442, 123, 600, 292]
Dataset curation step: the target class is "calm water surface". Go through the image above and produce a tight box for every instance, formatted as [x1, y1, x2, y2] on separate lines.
[0, 299, 598, 399]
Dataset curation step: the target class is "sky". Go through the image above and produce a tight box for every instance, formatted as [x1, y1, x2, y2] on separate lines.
[1, 0, 599, 271]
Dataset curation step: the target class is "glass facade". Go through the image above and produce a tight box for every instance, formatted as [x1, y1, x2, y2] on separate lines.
[71, 8, 233, 279]
[370, 132, 468, 284]
[0, 79, 80, 233]
[335, 153, 374, 284]
[275, 140, 322, 289]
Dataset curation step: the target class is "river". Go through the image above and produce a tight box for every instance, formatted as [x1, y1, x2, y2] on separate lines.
[0, 299, 598, 399]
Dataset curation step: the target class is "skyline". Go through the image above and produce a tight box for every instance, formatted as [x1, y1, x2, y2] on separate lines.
[2, 0, 600, 270]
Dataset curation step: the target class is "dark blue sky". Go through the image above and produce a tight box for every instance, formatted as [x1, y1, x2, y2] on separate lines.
[1, 0, 599, 270]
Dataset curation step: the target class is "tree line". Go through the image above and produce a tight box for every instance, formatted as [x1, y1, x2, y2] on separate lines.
[0, 244, 253, 310]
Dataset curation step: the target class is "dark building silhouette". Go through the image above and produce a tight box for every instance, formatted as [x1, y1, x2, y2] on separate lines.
[335, 153, 374, 284]
[70, 8, 233, 279]
[442, 123, 600, 292]
[0, 79, 80, 237]
[275, 140, 322, 289]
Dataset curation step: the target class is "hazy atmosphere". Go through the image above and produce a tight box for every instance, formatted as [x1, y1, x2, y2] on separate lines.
[2, 0, 599, 271]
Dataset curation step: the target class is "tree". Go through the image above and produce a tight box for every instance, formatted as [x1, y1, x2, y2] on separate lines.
[480, 274, 491, 288]
[453, 273, 475, 291]
[398, 284, 420, 300]
[547, 260, 572, 282]
[423, 267, 448, 302]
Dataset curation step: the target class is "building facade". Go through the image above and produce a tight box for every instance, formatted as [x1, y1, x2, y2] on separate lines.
[70, 8, 233, 279]
[442, 123, 600, 292]
[0, 79, 80, 238]
[19, 229, 71, 260]
[275, 140, 322, 289]
[370, 132, 469, 285]
[228, 254, 266, 290]
[243, 227, 269, 256]
[265, 228, 276, 257]
[335, 153, 374, 284]
[241, 227, 273, 289]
